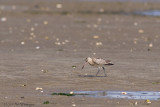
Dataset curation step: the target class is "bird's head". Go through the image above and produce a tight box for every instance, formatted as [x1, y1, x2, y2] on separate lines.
[82, 57, 91, 69]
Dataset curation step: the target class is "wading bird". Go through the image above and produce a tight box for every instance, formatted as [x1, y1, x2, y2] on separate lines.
[82, 57, 114, 77]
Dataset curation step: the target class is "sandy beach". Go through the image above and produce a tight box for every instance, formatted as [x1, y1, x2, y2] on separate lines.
[0, 0, 160, 107]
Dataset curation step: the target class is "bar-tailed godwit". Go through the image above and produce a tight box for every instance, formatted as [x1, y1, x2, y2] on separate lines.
[82, 57, 114, 77]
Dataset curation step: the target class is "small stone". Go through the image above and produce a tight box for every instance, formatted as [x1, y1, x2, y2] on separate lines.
[20, 84, 26, 87]
[97, 18, 102, 22]
[56, 4, 62, 9]
[62, 42, 65, 44]
[56, 38, 59, 41]
[31, 27, 35, 31]
[55, 42, 61, 45]
[99, 8, 104, 13]
[35, 87, 43, 90]
[93, 35, 99, 39]
[43, 21, 48, 25]
[30, 32, 34, 36]
[44, 36, 49, 40]
[134, 22, 138, 26]
[134, 40, 137, 44]
[93, 24, 98, 28]
[138, 29, 144, 33]
[96, 42, 102, 46]
[41, 69, 48, 73]
[149, 43, 153, 48]
[1, 17, 7, 22]
[121, 92, 127, 95]
[36, 46, 40, 49]
[72, 104, 76, 107]
[65, 40, 69, 42]
[70, 91, 74, 94]
[21, 41, 25, 45]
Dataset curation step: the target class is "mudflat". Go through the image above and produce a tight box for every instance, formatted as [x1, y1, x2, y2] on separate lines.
[0, 0, 160, 107]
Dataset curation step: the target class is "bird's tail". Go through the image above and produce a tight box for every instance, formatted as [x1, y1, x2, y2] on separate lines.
[105, 60, 114, 65]
[105, 63, 114, 65]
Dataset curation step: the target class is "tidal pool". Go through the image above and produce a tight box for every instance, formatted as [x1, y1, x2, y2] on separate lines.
[74, 91, 160, 100]
[134, 10, 160, 16]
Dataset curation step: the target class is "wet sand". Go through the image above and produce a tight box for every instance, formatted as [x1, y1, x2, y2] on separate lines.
[0, 1, 160, 107]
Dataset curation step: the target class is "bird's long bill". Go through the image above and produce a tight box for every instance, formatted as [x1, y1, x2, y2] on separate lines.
[82, 62, 87, 69]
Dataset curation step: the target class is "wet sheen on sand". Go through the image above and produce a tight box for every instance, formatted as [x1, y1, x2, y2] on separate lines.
[74, 91, 160, 100]
[135, 10, 160, 16]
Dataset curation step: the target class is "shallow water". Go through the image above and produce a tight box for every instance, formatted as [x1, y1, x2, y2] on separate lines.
[74, 91, 160, 100]
[68, 0, 160, 2]
[135, 10, 160, 16]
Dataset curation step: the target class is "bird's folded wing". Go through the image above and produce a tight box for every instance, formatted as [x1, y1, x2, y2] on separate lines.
[92, 58, 107, 65]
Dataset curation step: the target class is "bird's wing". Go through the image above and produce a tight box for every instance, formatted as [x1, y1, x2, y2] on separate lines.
[92, 58, 107, 65]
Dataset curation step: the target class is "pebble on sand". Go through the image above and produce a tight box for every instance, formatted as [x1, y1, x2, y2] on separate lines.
[96, 42, 102, 46]
[41, 69, 48, 73]
[70, 91, 74, 94]
[65, 40, 69, 42]
[138, 29, 144, 33]
[99, 8, 104, 13]
[149, 43, 153, 48]
[93, 35, 99, 39]
[55, 42, 61, 45]
[134, 22, 138, 26]
[43, 21, 48, 25]
[1, 17, 7, 22]
[97, 18, 102, 22]
[21, 41, 25, 45]
[44, 36, 49, 40]
[20, 84, 26, 87]
[36, 46, 40, 49]
[121, 92, 127, 95]
[30, 27, 35, 31]
[72, 104, 76, 107]
[56, 4, 62, 9]
[93, 53, 96, 55]
[35, 87, 43, 90]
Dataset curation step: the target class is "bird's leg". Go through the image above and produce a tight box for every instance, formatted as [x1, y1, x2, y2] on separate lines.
[102, 67, 107, 77]
[96, 67, 101, 76]
[82, 62, 87, 69]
